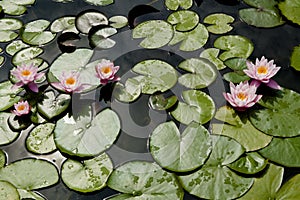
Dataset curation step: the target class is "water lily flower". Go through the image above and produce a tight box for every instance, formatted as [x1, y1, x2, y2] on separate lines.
[10, 64, 44, 93]
[51, 71, 88, 93]
[12, 100, 30, 116]
[243, 56, 281, 90]
[223, 81, 262, 111]
[95, 59, 120, 85]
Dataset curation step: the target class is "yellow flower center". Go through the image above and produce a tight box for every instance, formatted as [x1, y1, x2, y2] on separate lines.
[65, 77, 76, 85]
[21, 70, 31, 76]
[257, 66, 268, 74]
[237, 92, 247, 101]
[17, 105, 26, 111]
[101, 66, 112, 74]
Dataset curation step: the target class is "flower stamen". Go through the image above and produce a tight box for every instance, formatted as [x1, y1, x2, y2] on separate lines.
[65, 77, 76, 85]
[17, 105, 26, 111]
[237, 92, 248, 101]
[21, 70, 31, 76]
[101, 66, 112, 74]
[257, 66, 268, 74]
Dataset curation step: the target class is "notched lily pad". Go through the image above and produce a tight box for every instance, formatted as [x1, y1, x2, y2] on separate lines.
[165, 0, 193, 11]
[167, 10, 199, 32]
[0, 180, 19, 200]
[83, 0, 114, 6]
[199, 48, 226, 70]
[75, 10, 108, 34]
[5, 40, 30, 56]
[12, 46, 44, 68]
[204, 13, 234, 34]
[279, 0, 300, 26]
[113, 78, 141, 103]
[89, 26, 117, 49]
[0, 0, 35, 16]
[109, 15, 128, 29]
[0, 81, 22, 111]
[149, 94, 177, 110]
[50, 16, 78, 33]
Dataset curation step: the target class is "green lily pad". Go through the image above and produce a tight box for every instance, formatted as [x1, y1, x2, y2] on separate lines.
[61, 153, 113, 193]
[0, 149, 6, 168]
[132, 59, 178, 94]
[5, 40, 30, 56]
[224, 57, 248, 70]
[150, 121, 212, 172]
[75, 10, 108, 34]
[107, 161, 184, 200]
[12, 46, 44, 67]
[113, 78, 141, 103]
[89, 27, 117, 49]
[223, 71, 250, 83]
[167, 10, 199, 32]
[214, 35, 254, 61]
[290, 44, 300, 71]
[0, 180, 19, 200]
[0, 31, 18, 42]
[83, 0, 113, 6]
[0, 81, 22, 112]
[242, 0, 278, 8]
[168, 23, 209, 51]
[50, 16, 78, 33]
[239, 8, 284, 28]
[149, 94, 177, 110]
[199, 48, 226, 70]
[279, 0, 300, 26]
[238, 163, 283, 200]
[132, 20, 173, 49]
[228, 152, 267, 175]
[259, 136, 300, 167]
[0, 112, 20, 145]
[0, 18, 23, 31]
[179, 135, 253, 200]
[21, 19, 56, 45]
[17, 189, 45, 200]
[0, 0, 35, 16]
[37, 90, 71, 120]
[54, 107, 120, 157]
[276, 174, 300, 200]
[109, 15, 128, 29]
[165, 0, 193, 10]
[212, 106, 272, 151]
[26, 123, 56, 154]
[178, 58, 217, 89]
[0, 158, 59, 190]
[171, 90, 215, 125]
[0, 57, 4, 66]
[48, 48, 102, 91]
[8, 113, 31, 131]
[203, 13, 234, 34]
[250, 88, 300, 137]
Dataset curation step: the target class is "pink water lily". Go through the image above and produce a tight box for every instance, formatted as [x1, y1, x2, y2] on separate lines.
[51, 71, 89, 93]
[95, 59, 120, 85]
[244, 56, 281, 90]
[10, 64, 44, 93]
[12, 100, 30, 116]
[223, 81, 262, 111]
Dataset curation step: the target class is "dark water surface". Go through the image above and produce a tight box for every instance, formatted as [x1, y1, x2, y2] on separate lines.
[1, 0, 300, 199]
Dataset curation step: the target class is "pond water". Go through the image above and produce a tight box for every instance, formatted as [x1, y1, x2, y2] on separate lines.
[1, 0, 300, 199]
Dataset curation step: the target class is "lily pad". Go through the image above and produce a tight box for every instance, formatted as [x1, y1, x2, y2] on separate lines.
[132, 20, 173, 49]
[178, 58, 217, 89]
[212, 106, 272, 151]
[223, 71, 250, 83]
[165, 0, 193, 10]
[171, 90, 215, 125]
[12, 46, 44, 67]
[26, 123, 56, 154]
[167, 10, 199, 32]
[168, 23, 209, 51]
[199, 48, 226, 70]
[238, 163, 283, 200]
[0, 30, 18, 42]
[8, 114, 31, 131]
[279, 0, 300, 26]
[109, 15, 128, 29]
[179, 135, 253, 200]
[0, 149, 6, 168]
[228, 152, 267, 175]
[21, 19, 56, 45]
[290, 44, 300, 71]
[0, 180, 19, 200]
[54, 107, 120, 157]
[203, 13, 234, 34]
[61, 153, 113, 193]
[83, 0, 113, 6]
[132, 59, 178, 94]
[0, 0, 35, 16]
[75, 10, 108, 34]
[0, 158, 59, 190]
[48, 48, 102, 91]
[242, 0, 278, 8]
[37, 90, 71, 120]
[17, 189, 45, 200]
[107, 161, 184, 200]
[0, 81, 22, 111]
[5, 40, 30, 56]
[276, 174, 300, 200]
[89, 27, 117, 49]
[250, 88, 300, 137]
[113, 78, 141, 103]
[0, 113, 20, 145]
[50, 16, 78, 33]
[224, 57, 248, 70]
[259, 136, 300, 167]
[214, 35, 254, 61]
[150, 121, 212, 172]
[149, 94, 177, 110]
[0, 18, 23, 30]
